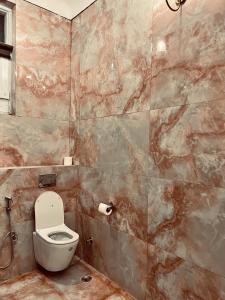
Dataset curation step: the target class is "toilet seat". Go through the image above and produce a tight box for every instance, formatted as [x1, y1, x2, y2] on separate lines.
[36, 224, 79, 245]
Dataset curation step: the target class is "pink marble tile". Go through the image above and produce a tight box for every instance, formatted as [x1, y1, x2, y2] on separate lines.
[0, 115, 69, 167]
[146, 244, 225, 300]
[16, 0, 71, 120]
[149, 99, 225, 187]
[71, 0, 153, 120]
[109, 173, 148, 241]
[78, 166, 148, 241]
[62, 267, 135, 300]
[0, 261, 134, 300]
[75, 213, 147, 299]
[0, 166, 78, 224]
[16, 65, 70, 120]
[148, 177, 225, 278]
[78, 167, 112, 219]
[13, 221, 37, 276]
[0, 271, 65, 299]
[79, 111, 149, 177]
[151, 0, 225, 109]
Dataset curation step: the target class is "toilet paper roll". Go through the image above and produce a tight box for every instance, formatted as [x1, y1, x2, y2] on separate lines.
[63, 157, 73, 166]
[98, 203, 113, 216]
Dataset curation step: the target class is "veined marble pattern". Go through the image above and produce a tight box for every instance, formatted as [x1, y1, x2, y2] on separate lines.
[0, 0, 224, 298]
[149, 99, 225, 188]
[16, 65, 70, 120]
[146, 244, 225, 300]
[79, 111, 149, 177]
[78, 167, 112, 219]
[0, 166, 79, 223]
[0, 259, 134, 300]
[151, 0, 225, 110]
[0, 115, 69, 167]
[16, 0, 71, 120]
[79, 166, 148, 241]
[75, 213, 147, 300]
[0, 166, 78, 281]
[71, 0, 152, 120]
[148, 177, 225, 278]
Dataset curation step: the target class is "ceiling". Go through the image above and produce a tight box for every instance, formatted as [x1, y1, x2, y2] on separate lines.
[25, 0, 96, 19]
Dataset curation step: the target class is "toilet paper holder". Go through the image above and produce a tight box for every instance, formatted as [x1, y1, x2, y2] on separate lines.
[98, 202, 114, 216]
[106, 202, 114, 213]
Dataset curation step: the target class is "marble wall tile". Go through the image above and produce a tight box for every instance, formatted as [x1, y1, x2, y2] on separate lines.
[146, 244, 225, 300]
[78, 166, 148, 241]
[16, 66, 70, 121]
[149, 100, 225, 187]
[16, 0, 71, 120]
[148, 177, 225, 278]
[108, 168, 148, 241]
[71, 0, 153, 120]
[0, 221, 36, 282]
[74, 213, 147, 300]
[79, 111, 149, 177]
[151, 0, 225, 110]
[13, 221, 36, 276]
[0, 115, 69, 167]
[0, 166, 78, 224]
[78, 167, 112, 219]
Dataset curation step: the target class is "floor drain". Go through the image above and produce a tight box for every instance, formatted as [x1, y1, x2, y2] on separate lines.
[81, 275, 92, 282]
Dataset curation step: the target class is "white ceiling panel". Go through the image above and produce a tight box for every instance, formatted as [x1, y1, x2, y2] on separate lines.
[25, 0, 96, 19]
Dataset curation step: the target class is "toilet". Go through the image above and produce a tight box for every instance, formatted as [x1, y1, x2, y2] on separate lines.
[33, 191, 79, 272]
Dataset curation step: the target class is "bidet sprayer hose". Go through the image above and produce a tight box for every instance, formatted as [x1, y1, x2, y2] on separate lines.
[0, 197, 15, 270]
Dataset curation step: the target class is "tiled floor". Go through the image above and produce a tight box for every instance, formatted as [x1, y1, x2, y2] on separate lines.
[0, 259, 135, 300]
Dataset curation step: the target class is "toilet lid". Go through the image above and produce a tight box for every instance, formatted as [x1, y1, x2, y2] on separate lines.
[35, 191, 64, 230]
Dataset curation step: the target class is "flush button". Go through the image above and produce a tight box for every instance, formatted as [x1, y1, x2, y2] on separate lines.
[39, 174, 57, 188]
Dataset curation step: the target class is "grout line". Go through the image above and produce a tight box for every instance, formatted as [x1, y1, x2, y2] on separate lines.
[78, 96, 225, 122]
[79, 109, 150, 122]
[78, 163, 225, 190]
[149, 95, 225, 112]
[76, 209, 225, 283]
[5, 113, 71, 123]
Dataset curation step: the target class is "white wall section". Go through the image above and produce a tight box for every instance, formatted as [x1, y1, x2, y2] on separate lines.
[25, 0, 96, 19]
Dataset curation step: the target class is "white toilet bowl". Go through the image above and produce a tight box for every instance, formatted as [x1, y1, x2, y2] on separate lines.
[33, 191, 79, 272]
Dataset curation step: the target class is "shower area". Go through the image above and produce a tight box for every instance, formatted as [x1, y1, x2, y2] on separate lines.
[0, 0, 225, 299]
